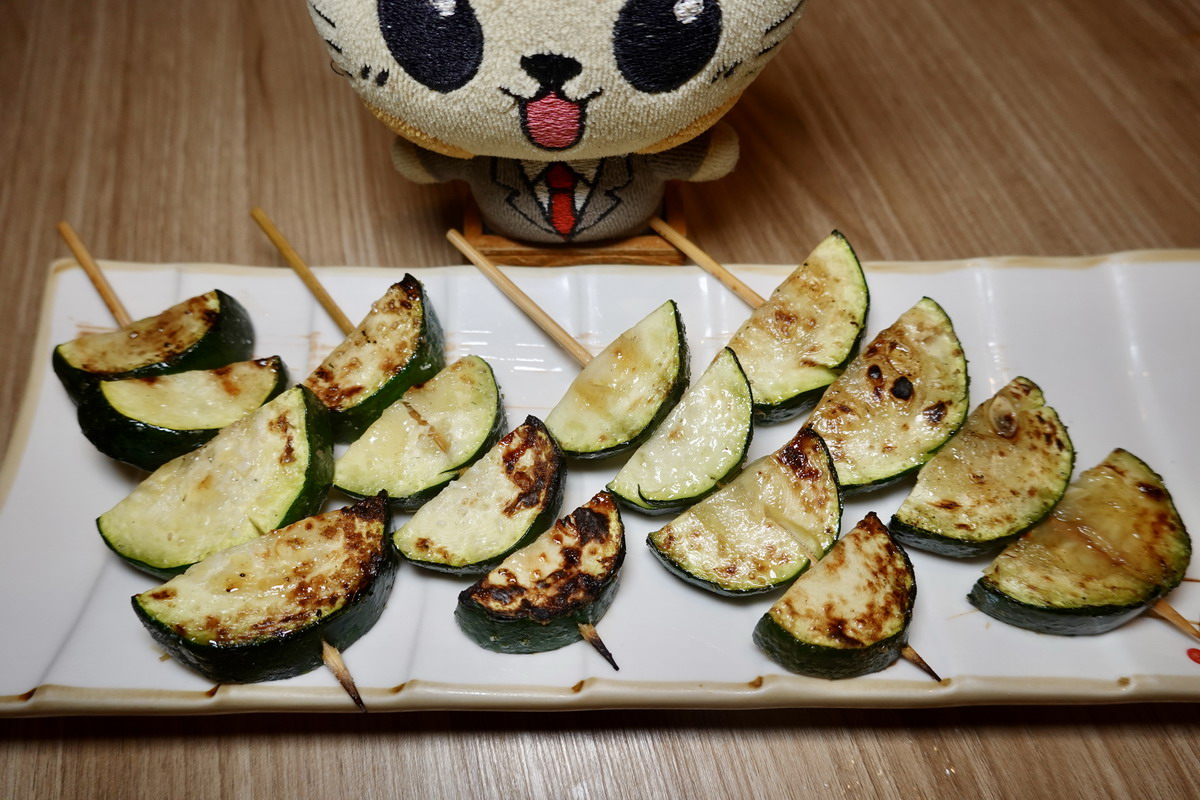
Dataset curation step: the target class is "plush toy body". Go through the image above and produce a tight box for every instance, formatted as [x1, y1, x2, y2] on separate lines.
[310, 0, 807, 243]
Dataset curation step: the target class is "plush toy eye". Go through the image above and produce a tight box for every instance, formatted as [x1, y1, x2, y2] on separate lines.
[613, 0, 722, 94]
[377, 0, 483, 93]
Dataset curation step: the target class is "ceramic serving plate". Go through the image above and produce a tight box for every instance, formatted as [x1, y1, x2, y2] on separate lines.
[3, 251, 1198, 716]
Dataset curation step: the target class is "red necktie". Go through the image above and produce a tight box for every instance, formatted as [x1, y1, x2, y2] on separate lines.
[545, 163, 577, 237]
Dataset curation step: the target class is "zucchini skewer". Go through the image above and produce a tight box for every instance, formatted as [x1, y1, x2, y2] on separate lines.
[449, 229, 689, 461]
[254, 210, 444, 443]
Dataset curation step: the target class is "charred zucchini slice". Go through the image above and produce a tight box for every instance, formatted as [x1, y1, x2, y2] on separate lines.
[607, 347, 752, 514]
[98, 385, 334, 578]
[393, 416, 565, 574]
[304, 275, 444, 442]
[647, 427, 841, 596]
[753, 513, 917, 680]
[805, 297, 969, 492]
[968, 449, 1191, 636]
[727, 231, 870, 423]
[890, 377, 1074, 556]
[335, 355, 506, 509]
[76, 356, 289, 472]
[455, 491, 624, 656]
[545, 300, 688, 460]
[53, 289, 254, 404]
[133, 494, 396, 684]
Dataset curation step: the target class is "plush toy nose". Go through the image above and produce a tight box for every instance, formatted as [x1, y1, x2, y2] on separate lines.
[520, 53, 583, 88]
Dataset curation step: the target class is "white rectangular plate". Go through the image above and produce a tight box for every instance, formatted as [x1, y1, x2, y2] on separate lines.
[3, 252, 1199, 716]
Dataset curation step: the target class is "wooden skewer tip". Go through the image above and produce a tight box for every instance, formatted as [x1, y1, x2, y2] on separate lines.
[900, 645, 943, 683]
[577, 623, 619, 672]
[321, 638, 367, 712]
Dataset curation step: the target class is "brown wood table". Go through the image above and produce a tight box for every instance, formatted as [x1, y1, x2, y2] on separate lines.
[2, 1, 1198, 797]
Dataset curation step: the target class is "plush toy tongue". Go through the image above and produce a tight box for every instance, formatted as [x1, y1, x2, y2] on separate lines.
[522, 91, 583, 150]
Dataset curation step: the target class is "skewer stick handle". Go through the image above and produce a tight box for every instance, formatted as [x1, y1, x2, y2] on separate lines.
[251, 208, 356, 336]
[447, 228, 593, 368]
[1151, 599, 1200, 640]
[648, 217, 765, 309]
[56, 221, 132, 327]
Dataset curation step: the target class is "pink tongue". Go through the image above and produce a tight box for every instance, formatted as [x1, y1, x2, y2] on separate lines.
[523, 91, 582, 150]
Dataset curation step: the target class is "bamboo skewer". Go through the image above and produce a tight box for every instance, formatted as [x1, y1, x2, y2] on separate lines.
[321, 638, 367, 712]
[1150, 598, 1200, 641]
[446, 228, 594, 368]
[56, 221, 133, 327]
[648, 216, 765, 309]
[251, 207, 355, 336]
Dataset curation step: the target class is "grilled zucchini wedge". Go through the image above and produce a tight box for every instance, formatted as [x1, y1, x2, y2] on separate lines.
[545, 300, 688, 460]
[98, 385, 334, 578]
[77, 356, 289, 472]
[53, 289, 254, 404]
[727, 231, 870, 423]
[890, 377, 1073, 556]
[456, 491, 624, 659]
[304, 275, 444, 442]
[607, 347, 752, 514]
[133, 494, 396, 684]
[647, 427, 841, 596]
[805, 297, 968, 492]
[753, 513, 917, 680]
[393, 416, 565, 574]
[968, 449, 1191, 636]
[335, 355, 506, 509]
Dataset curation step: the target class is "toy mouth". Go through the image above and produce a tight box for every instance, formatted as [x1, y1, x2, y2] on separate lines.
[515, 88, 599, 151]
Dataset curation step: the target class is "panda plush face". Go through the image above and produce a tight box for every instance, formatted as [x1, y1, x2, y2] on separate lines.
[309, 0, 806, 160]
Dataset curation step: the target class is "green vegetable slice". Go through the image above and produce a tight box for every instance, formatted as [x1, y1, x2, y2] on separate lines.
[455, 491, 624, 658]
[727, 231, 870, 423]
[98, 385, 334, 578]
[304, 275, 444, 442]
[335, 355, 506, 509]
[890, 377, 1074, 556]
[753, 512, 917, 680]
[969, 449, 1191, 635]
[77, 356, 289, 472]
[53, 289, 254, 404]
[607, 347, 752, 514]
[393, 416, 565, 574]
[647, 427, 841, 596]
[133, 494, 396, 684]
[805, 296, 969, 492]
[545, 300, 688, 459]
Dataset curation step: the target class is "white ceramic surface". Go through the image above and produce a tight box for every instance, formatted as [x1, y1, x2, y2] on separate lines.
[2, 252, 1198, 715]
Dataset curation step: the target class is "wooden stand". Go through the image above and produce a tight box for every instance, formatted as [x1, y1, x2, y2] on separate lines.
[460, 184, 688, 267]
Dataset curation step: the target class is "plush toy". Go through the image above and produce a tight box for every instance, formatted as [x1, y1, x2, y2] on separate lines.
[308, 0, 807, 244]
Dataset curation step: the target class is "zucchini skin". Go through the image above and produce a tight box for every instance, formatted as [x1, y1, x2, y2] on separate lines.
[53, 290, 255, 405]
[307, 276, 445, 443]
[99, 385, 335, 580]
[888, 515, 1030, 559]
[753, 610, 911, 680]
[454, 494, 625, 654]
[75, 356, 289, 472]
[132, 496, 397, 684]
[644, 540, 775, 597]
[966, 578, 1147, 637]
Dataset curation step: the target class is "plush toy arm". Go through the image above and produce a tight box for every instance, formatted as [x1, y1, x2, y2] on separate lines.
[390, 137, 473, 184]
[649, 122, 740, 183]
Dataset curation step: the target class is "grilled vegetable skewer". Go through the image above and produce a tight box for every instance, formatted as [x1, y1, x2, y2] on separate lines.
[455, 491, 625, 669]
[133, 494, 396, 696]
[969, 448, 1191, 637]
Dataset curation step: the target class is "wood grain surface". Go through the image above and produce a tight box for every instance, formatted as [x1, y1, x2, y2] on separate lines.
[1, 1, 1198, 798]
